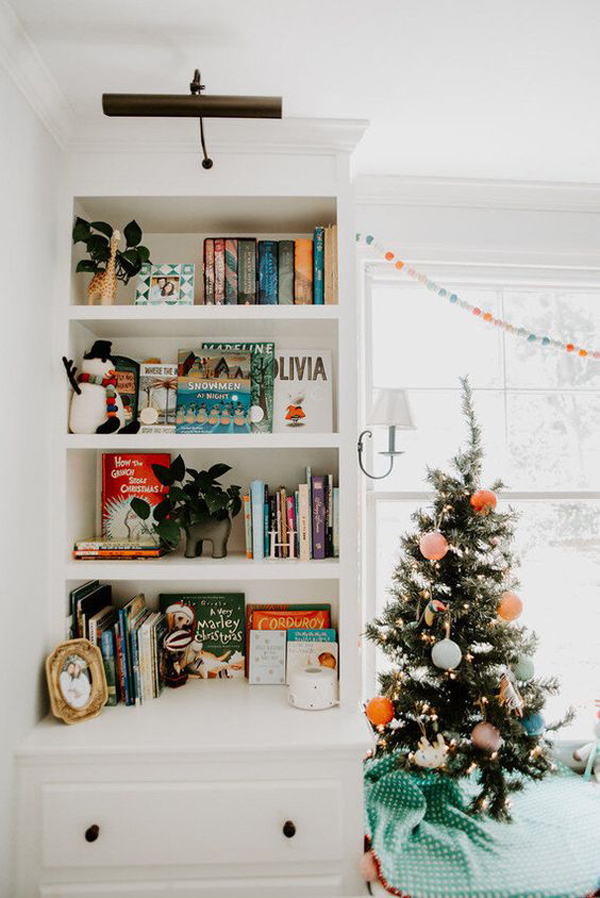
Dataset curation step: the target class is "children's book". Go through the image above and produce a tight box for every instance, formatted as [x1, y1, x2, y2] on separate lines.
[101, 628, 118, 706]
[69, 580, 99, 638]
[311, 475, 326, 560]
[111, 355, 140, 427]
[118, 593, 146, 706]
[159, 593, 245, 679]
[201, 342, 274, 433]
[258, 240, 278, 304]
[203, 238, 215, 304]
[249, 630, 286, 685]
[175, 350, 252, 434]
[244, 603, 331, 674]
[286, 627, 337, 684]
[278, 240, 294, 304]
[102, 453, 170, 545]
[313, 227, 325, 305]
[294, 238, 313, 304]
[138, 363, 178, 431]
[273, 350, 333, 433]
[76, 584, 112, 640]
[238, 238, 257, 304]
[224, 238, 238, 304]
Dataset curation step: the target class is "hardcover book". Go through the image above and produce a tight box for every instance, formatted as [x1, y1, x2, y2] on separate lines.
[294, 238, 313, 304]
[278, 240, 294, 305]
[101, 628, 118, 706]
[244, 603, 331, 675]
[272, 350, 333, 433]
[311, 476, 326, 560]
[214, 238, 225, 304]
[286, 633, 338, 684]
[111, 355, 140, 427]
[160, 593, 246, 679]
[224, 238, 238, 304]
[138, 362, 178, 432]
[258, 240, 278, 304]
[313, 227, 325, 305]
[175, 350, 253, 433]
[203, 238, 215, 304]
[101, 453, 170, 545]
[238, 238, 257, 304]
[249, 630, 286, 685]
[201, 341, 274, 433]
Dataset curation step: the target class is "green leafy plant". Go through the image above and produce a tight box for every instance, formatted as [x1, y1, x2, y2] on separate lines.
[72, 217, 151, 284]
[131, 455, 242, 550]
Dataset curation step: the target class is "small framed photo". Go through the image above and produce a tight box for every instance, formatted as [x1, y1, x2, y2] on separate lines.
[46, 638, 108, 725]
[135, 263, 195, 306]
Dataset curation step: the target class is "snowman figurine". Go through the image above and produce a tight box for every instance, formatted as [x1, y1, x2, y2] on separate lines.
[62, 340, 140, 434]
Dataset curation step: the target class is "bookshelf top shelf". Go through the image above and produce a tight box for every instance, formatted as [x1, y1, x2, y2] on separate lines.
[18, 679, 371, 762]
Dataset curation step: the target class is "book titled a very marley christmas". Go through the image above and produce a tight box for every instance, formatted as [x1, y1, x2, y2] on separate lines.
[101, 453, 170, 545]
[159, 593, 246, 679]
[273, 350, 333, 433]
[175, 350, 252, 434]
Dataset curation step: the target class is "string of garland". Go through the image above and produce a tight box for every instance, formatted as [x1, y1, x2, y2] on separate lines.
[357, 232, 600, 362]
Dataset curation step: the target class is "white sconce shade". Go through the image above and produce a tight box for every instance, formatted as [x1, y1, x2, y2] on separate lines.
[368, 389, 415, 429]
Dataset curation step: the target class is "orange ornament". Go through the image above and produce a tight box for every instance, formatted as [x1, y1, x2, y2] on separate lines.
[470, 489, 497, 515]
[366, 696, 395, 727]
[498, 591, 523, 621]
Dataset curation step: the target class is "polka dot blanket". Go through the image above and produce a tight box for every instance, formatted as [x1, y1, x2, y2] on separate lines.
[364, 754, 600, 898]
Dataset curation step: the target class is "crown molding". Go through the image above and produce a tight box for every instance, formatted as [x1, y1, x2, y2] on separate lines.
[0, 0, 74, 147]
[67, 116, 369, 156]
[355, 174, 600, 214]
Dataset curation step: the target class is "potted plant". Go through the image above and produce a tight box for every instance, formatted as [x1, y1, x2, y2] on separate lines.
[72, 217, 151, 305]
[131, 455, 242, 559]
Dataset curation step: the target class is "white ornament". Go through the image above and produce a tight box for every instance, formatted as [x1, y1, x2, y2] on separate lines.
[414, 733, 448, 769]
[431, 638, 462, 670]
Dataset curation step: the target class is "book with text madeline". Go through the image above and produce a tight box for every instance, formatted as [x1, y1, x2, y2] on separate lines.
[159, 593, 246, 679]
[272, 350, 333, 433]
[101, 453, 170, 546]
[175, 350, 252, 433]
[201, 341, 274, 433]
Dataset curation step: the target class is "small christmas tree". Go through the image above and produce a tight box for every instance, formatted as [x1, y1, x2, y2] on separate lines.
[365, 379, 573, 821]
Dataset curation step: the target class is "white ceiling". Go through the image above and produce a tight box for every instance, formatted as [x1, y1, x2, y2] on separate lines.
[9, 0, 600, 182]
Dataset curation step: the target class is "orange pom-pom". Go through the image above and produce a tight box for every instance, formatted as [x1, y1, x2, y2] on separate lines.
[470, 489, 497, 515]
[385, 251, 395, 261]
[498, 591, 523, 621]
[366, 696, 395, 727]
[395, 260, 404, 270]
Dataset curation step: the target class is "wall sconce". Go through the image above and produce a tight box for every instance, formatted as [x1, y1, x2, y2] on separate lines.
[357, 389, 415, 480]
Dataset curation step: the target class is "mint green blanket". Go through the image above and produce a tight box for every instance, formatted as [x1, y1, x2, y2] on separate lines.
[365, 754, 600, 898]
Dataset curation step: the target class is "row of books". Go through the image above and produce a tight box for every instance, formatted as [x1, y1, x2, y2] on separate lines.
[203, 227, 338, 305]
[98, 346, 332, 435]
[246, 604, 337, 685]
[244, 471, 339, 561]
[69, 581, 166, 705]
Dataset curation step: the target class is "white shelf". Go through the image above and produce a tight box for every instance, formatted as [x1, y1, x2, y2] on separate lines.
[67, 304, 340, 338]
[65, 432, 341, 451]
[65, 555, 341, 582]
[18, 679, 371, 762]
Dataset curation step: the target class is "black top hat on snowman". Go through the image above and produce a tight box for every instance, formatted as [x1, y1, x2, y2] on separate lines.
[83, 340, 114, 362]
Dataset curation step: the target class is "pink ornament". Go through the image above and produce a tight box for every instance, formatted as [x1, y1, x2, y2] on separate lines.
[471, 722, 502, 752]
[358, 851, 379, 883]
[419, 531, 449, 561]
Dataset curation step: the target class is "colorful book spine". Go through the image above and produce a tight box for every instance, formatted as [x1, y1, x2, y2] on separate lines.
[258, 240, 278, 304]
[311, 476, 326, 560]
[326, 473, 334, 555]
[298, 483, 310, 562]
[101, 629, 118, 706]
[294, 238, 313, 304]
[305, 466, 313, 557]
[204, 238, 215, 304]
[238, 239, 257, 304]
[225, 238, 238, 304]
[243, 494, 253, 559]
[333, 486, 340, 557]
[214, 238, 225, 304]
[278, 240, 294, 304]
[313, 227, 324, 305]
[250, 480, 265, 561]
[286, 496, 295, 558]
[116, 614, 130, 705]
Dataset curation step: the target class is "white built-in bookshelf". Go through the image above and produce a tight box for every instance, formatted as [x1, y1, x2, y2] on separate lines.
[17, 122, 371, 896]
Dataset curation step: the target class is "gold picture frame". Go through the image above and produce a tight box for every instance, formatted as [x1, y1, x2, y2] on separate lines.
[46, 638, 108, 725]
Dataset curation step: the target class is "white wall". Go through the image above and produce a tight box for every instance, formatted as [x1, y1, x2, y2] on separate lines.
[0, 68, 64, 897]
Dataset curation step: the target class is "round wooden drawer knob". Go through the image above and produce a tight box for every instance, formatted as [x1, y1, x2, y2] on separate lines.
[283, 820, 296, 839]
[85, 824, 100, 843]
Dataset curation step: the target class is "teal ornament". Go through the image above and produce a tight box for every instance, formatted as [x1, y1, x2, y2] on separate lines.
[513, 655, 535, 681]
[449, 294, 458, 303]
[522, 712, 545, 737]
[366, 235, 374, 244]
[431, 638, 462, 670]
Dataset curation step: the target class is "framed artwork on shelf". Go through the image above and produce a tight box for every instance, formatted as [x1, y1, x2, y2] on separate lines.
[45, 638, 108, 725]
[135, 263, 195, 305]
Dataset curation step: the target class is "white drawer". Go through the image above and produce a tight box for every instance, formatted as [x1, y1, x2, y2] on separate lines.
[40, 874, 344, 897]
[41, 779, 343, 870]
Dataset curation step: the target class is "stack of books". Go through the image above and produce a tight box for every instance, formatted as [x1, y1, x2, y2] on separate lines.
[73, 540, 165, 560]
[203, 226, 338, 305]
[244, 470, 339, 561]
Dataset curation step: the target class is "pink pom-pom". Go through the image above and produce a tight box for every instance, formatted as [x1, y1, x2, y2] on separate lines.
[359, 850, 378, 883]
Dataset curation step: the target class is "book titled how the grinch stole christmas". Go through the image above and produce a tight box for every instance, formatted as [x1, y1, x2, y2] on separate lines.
[102, 453, 170, 546]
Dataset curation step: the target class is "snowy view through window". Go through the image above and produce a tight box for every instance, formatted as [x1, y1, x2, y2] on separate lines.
[369, 278, 600, 738]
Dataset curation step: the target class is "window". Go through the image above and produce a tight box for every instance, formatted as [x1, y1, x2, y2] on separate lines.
[364, 266, 600, 738]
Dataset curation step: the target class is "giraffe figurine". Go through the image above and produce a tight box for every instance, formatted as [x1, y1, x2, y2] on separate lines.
[87, 230, 120, 305]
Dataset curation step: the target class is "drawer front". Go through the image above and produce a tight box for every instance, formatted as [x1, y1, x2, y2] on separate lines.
[40, 874, 343, 897]
[42, 779, 342, 870]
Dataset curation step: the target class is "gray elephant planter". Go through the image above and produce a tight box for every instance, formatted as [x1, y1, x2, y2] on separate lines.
[184, 515, 232, 559]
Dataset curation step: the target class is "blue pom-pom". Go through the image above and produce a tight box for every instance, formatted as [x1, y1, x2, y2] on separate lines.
[366, 235, 374, 245]
[449, 294, 458, 304]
